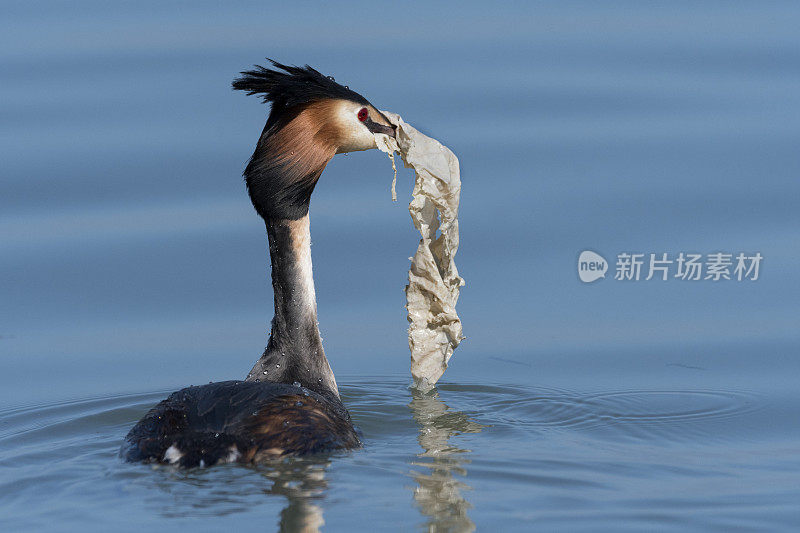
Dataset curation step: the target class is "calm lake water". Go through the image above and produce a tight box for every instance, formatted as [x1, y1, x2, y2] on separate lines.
[2, 1, 800, 531]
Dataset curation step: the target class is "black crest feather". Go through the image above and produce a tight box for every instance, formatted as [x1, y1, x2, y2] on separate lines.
[233, 59, 369, 130]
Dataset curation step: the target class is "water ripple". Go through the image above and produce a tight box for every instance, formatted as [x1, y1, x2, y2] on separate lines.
[0, 381, 765, 466]
[0, 377, 789, 531]
[447, 384, 764, 443]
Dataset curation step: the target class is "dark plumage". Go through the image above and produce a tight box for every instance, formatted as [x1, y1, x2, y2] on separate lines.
[122, 381, 360, 467]
[232, 59, 369, 132]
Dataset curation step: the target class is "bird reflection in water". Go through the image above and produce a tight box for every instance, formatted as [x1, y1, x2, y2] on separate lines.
[261, 458, 329, 533]
[409, 386, 485, 532]
[151, 456, 329, 532]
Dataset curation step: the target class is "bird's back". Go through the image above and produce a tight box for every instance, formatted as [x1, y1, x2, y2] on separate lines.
[122, 380, 360, 467]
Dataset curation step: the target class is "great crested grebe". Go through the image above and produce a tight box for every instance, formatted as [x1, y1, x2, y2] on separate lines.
[122, 60, 395, 467]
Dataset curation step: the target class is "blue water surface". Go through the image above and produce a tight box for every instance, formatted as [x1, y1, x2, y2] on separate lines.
[1, 1, 799, 531]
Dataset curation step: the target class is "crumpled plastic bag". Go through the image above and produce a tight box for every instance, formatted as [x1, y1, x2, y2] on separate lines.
[374, 111, 465, 389]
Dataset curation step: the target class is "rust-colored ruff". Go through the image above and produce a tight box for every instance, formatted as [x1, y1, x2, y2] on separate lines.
[263, 100, 343, 186]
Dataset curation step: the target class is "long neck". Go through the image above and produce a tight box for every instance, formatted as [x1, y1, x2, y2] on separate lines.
[247, 213, 338, 397]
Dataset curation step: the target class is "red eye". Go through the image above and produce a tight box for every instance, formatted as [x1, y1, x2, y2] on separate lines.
[357, 108, 368, 122]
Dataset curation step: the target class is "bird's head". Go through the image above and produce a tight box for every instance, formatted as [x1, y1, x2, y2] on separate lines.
[233, 60, 395, 220]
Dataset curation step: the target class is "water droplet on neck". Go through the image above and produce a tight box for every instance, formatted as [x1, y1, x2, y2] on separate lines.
[292, 381, 301, 387]
[276, 364, 280, 368]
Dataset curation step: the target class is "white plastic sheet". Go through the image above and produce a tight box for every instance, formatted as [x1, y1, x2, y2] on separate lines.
[375, 111, 465, 389]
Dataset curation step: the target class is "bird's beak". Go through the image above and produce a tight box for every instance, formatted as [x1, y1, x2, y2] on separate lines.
[366, 118, 396, 138]
[366, 109, 396, 138]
